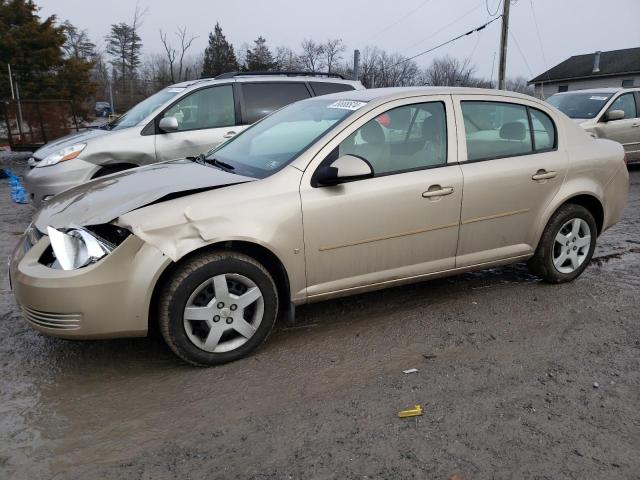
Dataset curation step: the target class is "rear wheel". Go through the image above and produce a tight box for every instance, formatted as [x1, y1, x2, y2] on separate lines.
[158, 251, 278, 366]
[528, 204, 596, 283]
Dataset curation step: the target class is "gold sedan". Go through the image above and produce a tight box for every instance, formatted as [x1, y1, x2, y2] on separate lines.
[10, 87, 629, 365]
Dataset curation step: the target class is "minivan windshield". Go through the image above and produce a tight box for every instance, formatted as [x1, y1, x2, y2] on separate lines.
[547, 92, 613, 119]
[207, 98, 367, 178]
[109, 87, 185, 130]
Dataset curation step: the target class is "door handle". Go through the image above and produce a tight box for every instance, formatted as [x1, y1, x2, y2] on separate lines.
[532, 169, 557, 181]
[223, 131, 237, 139]
[422, 186, 454, 198]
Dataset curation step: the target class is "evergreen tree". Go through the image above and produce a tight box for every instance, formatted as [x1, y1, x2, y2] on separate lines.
[201, 22, 238, 78]
[244, 36, 275, 71]
[0, 1, 96, 107]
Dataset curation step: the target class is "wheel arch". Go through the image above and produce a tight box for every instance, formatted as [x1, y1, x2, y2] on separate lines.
[92, 163, 139, 179]
[148, 240, 292, 333]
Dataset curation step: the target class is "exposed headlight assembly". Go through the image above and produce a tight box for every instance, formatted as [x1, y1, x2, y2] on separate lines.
[47, 225, 120, 270]
[36, 143, 86, 168]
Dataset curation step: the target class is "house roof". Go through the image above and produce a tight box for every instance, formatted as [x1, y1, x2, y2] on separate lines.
[529, 47, 640, 84]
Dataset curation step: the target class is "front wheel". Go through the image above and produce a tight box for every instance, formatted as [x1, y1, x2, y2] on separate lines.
[528, 204, 597, 283]
[158, 251, 278, 366]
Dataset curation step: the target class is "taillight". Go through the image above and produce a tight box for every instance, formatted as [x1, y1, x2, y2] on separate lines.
[623, 153, 628, 165]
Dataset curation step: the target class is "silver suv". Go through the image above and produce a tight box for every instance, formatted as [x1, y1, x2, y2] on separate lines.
[24, 72, 364, 205]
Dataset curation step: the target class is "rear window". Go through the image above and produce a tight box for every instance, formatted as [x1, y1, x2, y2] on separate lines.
[241, 83, 311, 124]
[309, 82, 355, 96]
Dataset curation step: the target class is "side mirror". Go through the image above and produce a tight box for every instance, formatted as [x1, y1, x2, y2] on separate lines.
[315, 154, 374, 186]
[158, 116, 179, 132]
[605, 109, 625, 121]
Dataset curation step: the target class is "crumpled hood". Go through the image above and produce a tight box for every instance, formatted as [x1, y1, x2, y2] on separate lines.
[33, 159, 254, 231]
[32, 128, 112, 161]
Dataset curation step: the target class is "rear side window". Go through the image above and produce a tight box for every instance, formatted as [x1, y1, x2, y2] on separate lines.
[529, 108, 556, 151]
[309, 82, 355, 96]
[241, 83, 311, 124]
[461, 101, 532, 161]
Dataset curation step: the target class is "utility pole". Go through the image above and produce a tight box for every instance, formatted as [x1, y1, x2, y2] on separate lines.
[108, 79, 115, 115]
[353, 50, 361, 80]
[7, 64, 15, 99]
[498, 0, 511, 90]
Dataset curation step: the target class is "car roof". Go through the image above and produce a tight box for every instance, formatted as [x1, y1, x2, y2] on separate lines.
[314, 86, 544, 104]
[549, 87, 639, 96]
[168, 75, 362, 90]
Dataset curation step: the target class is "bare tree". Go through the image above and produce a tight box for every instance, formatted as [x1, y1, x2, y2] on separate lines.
[358, 46, 380, 87]
[375, 51, 420, 87]
[159, 30, 177, 83]
[323, 38, 345, 73]
[505, 76, 534, 95]
[62, 20, 96, 61]
[421, 56, 476, 86]
[274, 46, 300, 71]
[176, 26, 198, 81]
[298, 39, 324, 72]
[160, 26, 198, 83]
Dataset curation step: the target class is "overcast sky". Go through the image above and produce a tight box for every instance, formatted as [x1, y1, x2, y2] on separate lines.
[36, 0, 640, 81]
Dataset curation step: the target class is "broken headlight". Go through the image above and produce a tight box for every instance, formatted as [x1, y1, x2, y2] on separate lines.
[46, 225, 129, 270]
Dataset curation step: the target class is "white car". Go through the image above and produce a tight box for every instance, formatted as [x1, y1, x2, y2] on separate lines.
[547, 87, 640, 164]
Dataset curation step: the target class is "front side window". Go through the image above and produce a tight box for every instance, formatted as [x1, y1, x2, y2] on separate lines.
[461, 101, 532, 161]
[607, 93, 637, 119]
[241, 83, 311, 124]
[110, 88, 184, 130]
[163, 85, 235, 132]
[338, 102, 447, 175]
[208, 98, 364, 178]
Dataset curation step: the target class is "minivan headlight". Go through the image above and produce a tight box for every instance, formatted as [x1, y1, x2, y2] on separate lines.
[47, 225, 116, 270]
[36, 143, 86, 168]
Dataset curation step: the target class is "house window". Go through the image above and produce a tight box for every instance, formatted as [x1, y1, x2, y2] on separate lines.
[622, 79, 635, 88]
[558, 85, 569, 92]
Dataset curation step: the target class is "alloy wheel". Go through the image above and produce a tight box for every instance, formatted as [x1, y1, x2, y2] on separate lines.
[183, 273, 264, 353]
[552, 218, 591, 274]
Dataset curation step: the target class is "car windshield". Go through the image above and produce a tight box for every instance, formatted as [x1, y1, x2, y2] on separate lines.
[207, 98, 367, 178]
[109, 87, 185, 130]
[547, 92, 613, 119]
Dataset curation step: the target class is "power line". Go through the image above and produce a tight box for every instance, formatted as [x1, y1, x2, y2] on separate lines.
[509, 31, 534, 77]
[485, 0, 502, 16]
[529, 0, 549, 78]
[400, 1, 485, 54]
[358, 0, 433, 46]
[391, 15, 503, 67]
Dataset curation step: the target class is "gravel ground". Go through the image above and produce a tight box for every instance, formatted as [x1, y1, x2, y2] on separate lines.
[1, 153, 639, 480]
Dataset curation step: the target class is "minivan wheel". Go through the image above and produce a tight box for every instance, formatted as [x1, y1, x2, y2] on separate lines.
[527, 204, 597, 283]
[158, 251, 278, 366]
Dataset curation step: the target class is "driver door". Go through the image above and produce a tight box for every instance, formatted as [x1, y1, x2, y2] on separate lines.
[300, 96, 463, 298]
[594, 92, 640, 161]
[154, 84, 243, 161]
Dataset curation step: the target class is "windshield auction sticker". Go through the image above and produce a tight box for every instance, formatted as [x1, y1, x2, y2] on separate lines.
[328, 100, 367, 110]
[589, 96, 609, 101]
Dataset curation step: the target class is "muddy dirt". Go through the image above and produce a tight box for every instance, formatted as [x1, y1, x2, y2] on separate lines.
[1, 154, 639, 479]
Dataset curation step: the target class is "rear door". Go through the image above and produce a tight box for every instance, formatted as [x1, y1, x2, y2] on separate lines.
[454, 96, 568, 267]
[154, 84, 242, 161]
[594, 92, 640, 161]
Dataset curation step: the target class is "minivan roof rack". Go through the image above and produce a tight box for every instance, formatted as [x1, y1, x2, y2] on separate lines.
[214, 71, 348, 80]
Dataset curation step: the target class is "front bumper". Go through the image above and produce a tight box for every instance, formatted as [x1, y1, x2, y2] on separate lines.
[9, 233, 172, 339]
[23, 158, 100, 207]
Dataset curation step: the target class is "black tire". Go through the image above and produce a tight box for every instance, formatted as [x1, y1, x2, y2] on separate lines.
[528, 204, 597, 283]
[157, 251, 278, 366]
[92, 164, 133, 179]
